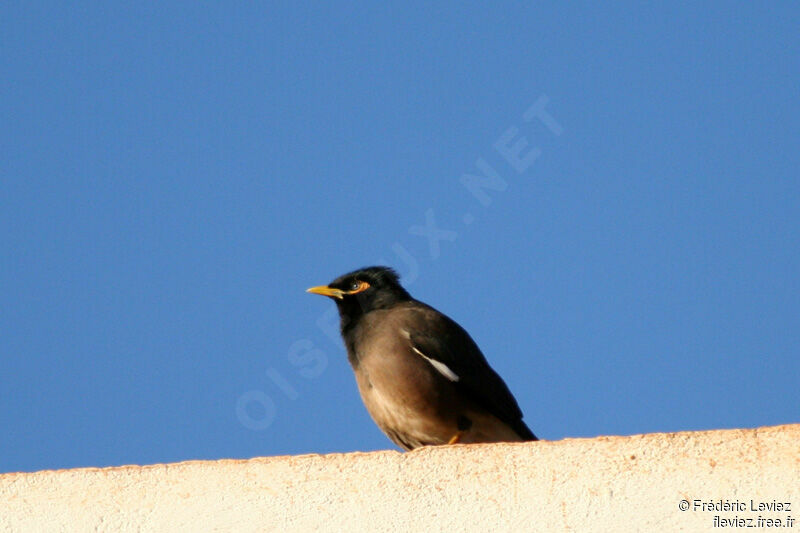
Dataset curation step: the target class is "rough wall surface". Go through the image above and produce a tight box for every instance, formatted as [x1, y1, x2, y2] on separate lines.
[2, 424, 798, 532]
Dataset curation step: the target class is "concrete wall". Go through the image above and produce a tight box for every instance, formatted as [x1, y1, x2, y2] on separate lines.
[2, 424, 798, 532]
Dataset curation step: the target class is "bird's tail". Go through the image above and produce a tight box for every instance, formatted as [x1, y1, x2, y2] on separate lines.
[513, 419, 538, 441]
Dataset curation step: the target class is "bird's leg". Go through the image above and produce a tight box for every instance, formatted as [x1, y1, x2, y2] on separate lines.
[448, 432, 464, 445]
[448, 415, 472, 444]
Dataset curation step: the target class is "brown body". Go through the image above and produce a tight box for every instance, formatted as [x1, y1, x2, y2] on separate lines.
[350, 303, 526, 450]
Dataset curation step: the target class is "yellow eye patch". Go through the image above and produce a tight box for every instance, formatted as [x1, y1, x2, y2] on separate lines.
[348, 280, 370, 294]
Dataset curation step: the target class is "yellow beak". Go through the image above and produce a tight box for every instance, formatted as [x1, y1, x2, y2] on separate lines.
[306, 285, 345, 299]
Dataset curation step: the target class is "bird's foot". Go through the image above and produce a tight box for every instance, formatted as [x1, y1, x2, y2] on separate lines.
[447, 432, 464, 445]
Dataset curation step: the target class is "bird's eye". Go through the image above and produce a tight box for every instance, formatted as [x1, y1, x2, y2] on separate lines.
[347, 280, 370, 294]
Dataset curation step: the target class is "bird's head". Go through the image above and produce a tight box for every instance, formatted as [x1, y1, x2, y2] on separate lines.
[307, 266, 412, 328]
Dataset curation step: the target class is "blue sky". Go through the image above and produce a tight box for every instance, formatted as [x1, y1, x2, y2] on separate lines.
[2, 2, 798, 473]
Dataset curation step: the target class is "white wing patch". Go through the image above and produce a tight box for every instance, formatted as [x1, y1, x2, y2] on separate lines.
[399, 328, 460, 382]
[411, 346, 460, 382]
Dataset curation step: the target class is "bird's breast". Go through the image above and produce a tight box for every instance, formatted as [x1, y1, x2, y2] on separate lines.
[353, 339, 460, 446]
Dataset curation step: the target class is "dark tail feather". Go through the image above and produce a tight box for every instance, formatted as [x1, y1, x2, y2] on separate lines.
[513, 419, 538, 441]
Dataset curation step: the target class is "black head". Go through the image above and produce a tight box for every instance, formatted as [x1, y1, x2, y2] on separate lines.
[306, 266, 412, 332]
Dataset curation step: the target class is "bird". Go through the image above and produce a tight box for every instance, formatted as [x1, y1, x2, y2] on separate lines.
[306, 266, 537, 450]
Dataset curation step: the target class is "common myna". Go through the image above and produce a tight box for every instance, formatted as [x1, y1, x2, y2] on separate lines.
[307, 266, 537, 450]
